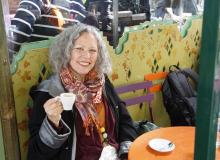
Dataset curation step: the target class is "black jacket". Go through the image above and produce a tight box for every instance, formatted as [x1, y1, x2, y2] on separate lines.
[27, 74, 137, 160]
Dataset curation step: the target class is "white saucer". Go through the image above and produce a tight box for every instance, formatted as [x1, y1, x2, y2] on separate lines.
[148, 138, 175, 152]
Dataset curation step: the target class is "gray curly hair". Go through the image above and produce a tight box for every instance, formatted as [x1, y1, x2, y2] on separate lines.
[49, 23, 112, 75]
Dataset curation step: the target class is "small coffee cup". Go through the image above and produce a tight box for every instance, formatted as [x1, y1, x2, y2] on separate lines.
[60, 93, 76, 111]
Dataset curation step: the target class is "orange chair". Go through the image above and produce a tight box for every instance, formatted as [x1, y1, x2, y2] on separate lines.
[144, 72, 168, 93]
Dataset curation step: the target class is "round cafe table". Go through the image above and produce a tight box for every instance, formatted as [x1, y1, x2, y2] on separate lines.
[128, 126, 220, 160]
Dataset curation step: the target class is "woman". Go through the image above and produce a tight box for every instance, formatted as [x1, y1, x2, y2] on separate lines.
[28, 23, 137, 160]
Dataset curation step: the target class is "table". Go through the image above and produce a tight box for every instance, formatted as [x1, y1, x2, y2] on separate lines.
[128, 126, 220, 160]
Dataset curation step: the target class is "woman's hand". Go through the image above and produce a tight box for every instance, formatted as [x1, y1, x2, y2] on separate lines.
[43, 97, 63, 127]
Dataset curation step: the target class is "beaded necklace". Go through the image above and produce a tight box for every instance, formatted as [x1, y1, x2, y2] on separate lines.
[100, 127, 108, 146]
[95, 102, 109, 146]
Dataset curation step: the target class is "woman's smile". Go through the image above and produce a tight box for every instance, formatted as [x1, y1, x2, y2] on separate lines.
[78, 61, 91, 66]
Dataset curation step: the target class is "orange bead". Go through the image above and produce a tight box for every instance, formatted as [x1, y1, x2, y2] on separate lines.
[100, 127, 105, 133]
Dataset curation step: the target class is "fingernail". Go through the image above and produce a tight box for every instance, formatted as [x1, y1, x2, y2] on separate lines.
[55, 96, 60, 101]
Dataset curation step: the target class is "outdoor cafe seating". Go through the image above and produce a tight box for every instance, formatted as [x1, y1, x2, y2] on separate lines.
[10, 16, 202, 159]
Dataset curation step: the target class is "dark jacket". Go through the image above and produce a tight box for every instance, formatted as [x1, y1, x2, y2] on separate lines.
[27, 74, 137, 160]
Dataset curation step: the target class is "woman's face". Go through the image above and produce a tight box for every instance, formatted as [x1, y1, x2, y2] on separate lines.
[70, 32, 98, 76]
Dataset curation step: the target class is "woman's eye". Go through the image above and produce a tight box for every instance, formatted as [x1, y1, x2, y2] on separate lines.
[89, 49, 97, 54]
[76, 47, 83, 51]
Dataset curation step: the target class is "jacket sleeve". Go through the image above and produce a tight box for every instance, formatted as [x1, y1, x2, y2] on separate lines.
[8, 0, 43, 61]
[27, 91, 71, 160]
[105, 76, 138, 158]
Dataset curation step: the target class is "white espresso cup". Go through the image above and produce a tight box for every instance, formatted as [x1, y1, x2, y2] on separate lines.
[59, 93, 76, 111]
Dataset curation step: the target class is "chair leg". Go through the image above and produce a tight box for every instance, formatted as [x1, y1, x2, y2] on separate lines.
[149, 103, 154, 123]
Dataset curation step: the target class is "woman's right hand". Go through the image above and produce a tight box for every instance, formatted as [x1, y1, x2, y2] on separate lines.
[43, 97, 63, 127]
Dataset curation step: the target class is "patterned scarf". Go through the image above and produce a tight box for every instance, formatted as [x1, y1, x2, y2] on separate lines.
[60, 65, 105, 135]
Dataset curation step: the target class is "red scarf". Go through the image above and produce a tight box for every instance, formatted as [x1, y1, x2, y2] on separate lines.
[60, 65, 105, 135]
